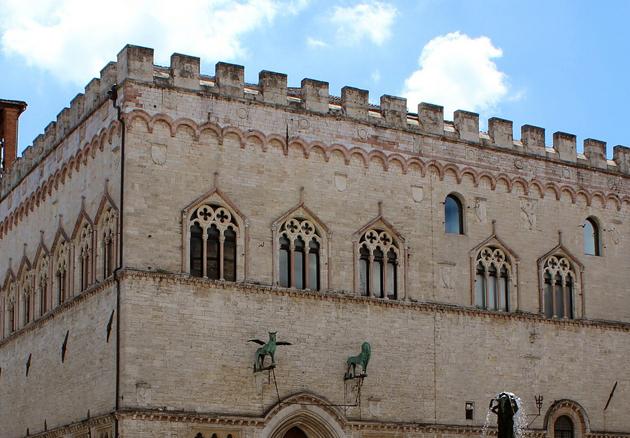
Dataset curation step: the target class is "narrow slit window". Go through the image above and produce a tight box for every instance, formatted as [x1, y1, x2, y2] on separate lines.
[189, 223, 203, 277]
[386, 248, 397, 299]
[206, 225, 220, 280]
[583, 217, 601, 256]
[475, 262, 486, 308]
[223, 228, 237, 282]
[359, 245, 370, 296]
[294, 237, 305, 289]
[279, 235, 290, 288]
[445, 194, 464, 234]
[308, 239, 320, 291]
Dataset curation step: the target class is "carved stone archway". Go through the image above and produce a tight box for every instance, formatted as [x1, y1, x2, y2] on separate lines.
[262, 394, 345, 438]
[543, 399, 590, 438]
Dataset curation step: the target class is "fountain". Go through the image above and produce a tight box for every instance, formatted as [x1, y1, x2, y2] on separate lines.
[485, 392, 525, 438]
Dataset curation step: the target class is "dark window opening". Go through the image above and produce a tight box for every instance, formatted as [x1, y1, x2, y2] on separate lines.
[279, 235, 291, 288]
[224, 228, 237, 281]
[583, 218, 601, 256]
[554, 416, 574, 438]
[294, 237, 305, 289]
[206, 225, 220, 280]
[190, 223, 204, 277]
[445, 194, 464, 234]
[359, 245, 370, 296]
[308, 239, 320, 291]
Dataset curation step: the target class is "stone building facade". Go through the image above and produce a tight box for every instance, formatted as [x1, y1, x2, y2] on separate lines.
[0, 45, 629, 438]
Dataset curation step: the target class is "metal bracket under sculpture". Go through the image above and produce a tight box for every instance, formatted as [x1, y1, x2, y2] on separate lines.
[490, 392, 520, 438]
[249, 332, 292, 373]
[344, 341, 371, 380]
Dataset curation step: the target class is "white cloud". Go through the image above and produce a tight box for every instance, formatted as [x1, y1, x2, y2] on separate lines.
[0, 0, 309, 84]
[371, 69, 381, 83]
[330, 1, 397, 46]
[306, 36, 328, 48]
[402, 32, 509, 117]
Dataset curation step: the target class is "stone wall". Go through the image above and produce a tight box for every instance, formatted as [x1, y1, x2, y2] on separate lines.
[0, 283, 116, 438]
[119, 274, 630, 435]
[1, 44, 629, 438]
[121, 90, 630, 321]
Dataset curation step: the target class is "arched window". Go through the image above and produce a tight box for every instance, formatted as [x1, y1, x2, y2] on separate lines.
[474, 246, 511, 311]
[78, 223, 93, 291]
[35, 253, 49, 318]
[5, 282, 16, 335]
[188, 204, 240, 281]
[554, 416, 574, 438]
[54, 241, 69, 305]
[583, 217, 601, 256]
[21, 276, 32, 326]
[445, 194, 464, 234]
[278, 217, 321, 290]
[279, 235, 291, 287]
[358, 228, 400, 299]
[542, 255, 575, 319]
[99, 206, 118, 279]
[38, 273, 48, 317]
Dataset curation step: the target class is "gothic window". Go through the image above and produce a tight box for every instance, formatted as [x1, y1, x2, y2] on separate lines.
[542, 255, 576, 319]
[77, 223, 93, 291]
[445, 194, 464, 234]
[100, 207, 118, 279]
[21, 275, 33, 325]
[188, 204, 240, 281]
[583, 217, 601, 256]
[39, 273, 48, 316]
[474, 246, 511, 311]
[554, 416, 574, 438]
[54, 241, 69, 305]
[278, 217, 321, 290]
[358, 228, 399, 299]
[5, 283, 16, 335]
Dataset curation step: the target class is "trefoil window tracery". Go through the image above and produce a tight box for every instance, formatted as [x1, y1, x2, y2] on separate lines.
[189, 204, 239, 281]
[358, 228, 399, 299]
[278, 217, 321, 291]
[542, 255, 575, 319]
[474, 246, 511, 311]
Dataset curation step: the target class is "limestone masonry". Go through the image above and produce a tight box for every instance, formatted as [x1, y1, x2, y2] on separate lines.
[0, 45, 628, 438]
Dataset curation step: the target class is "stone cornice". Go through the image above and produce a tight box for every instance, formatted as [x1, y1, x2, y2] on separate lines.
[24, 413, 113, 438]
[114, 407, 629, 438]
[0, 277, 115, 348]
[2, 267, 628, 349]
[121, 269, 630, 333]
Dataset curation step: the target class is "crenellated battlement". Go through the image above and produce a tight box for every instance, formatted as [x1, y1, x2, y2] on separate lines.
[0, 62, 117, 198]
[3, 44, 630, 200]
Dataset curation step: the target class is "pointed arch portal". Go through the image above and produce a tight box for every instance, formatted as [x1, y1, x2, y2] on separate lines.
[263, 394, 345, 438]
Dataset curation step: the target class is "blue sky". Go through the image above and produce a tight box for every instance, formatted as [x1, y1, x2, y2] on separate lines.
[1, 0, 629, 157]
